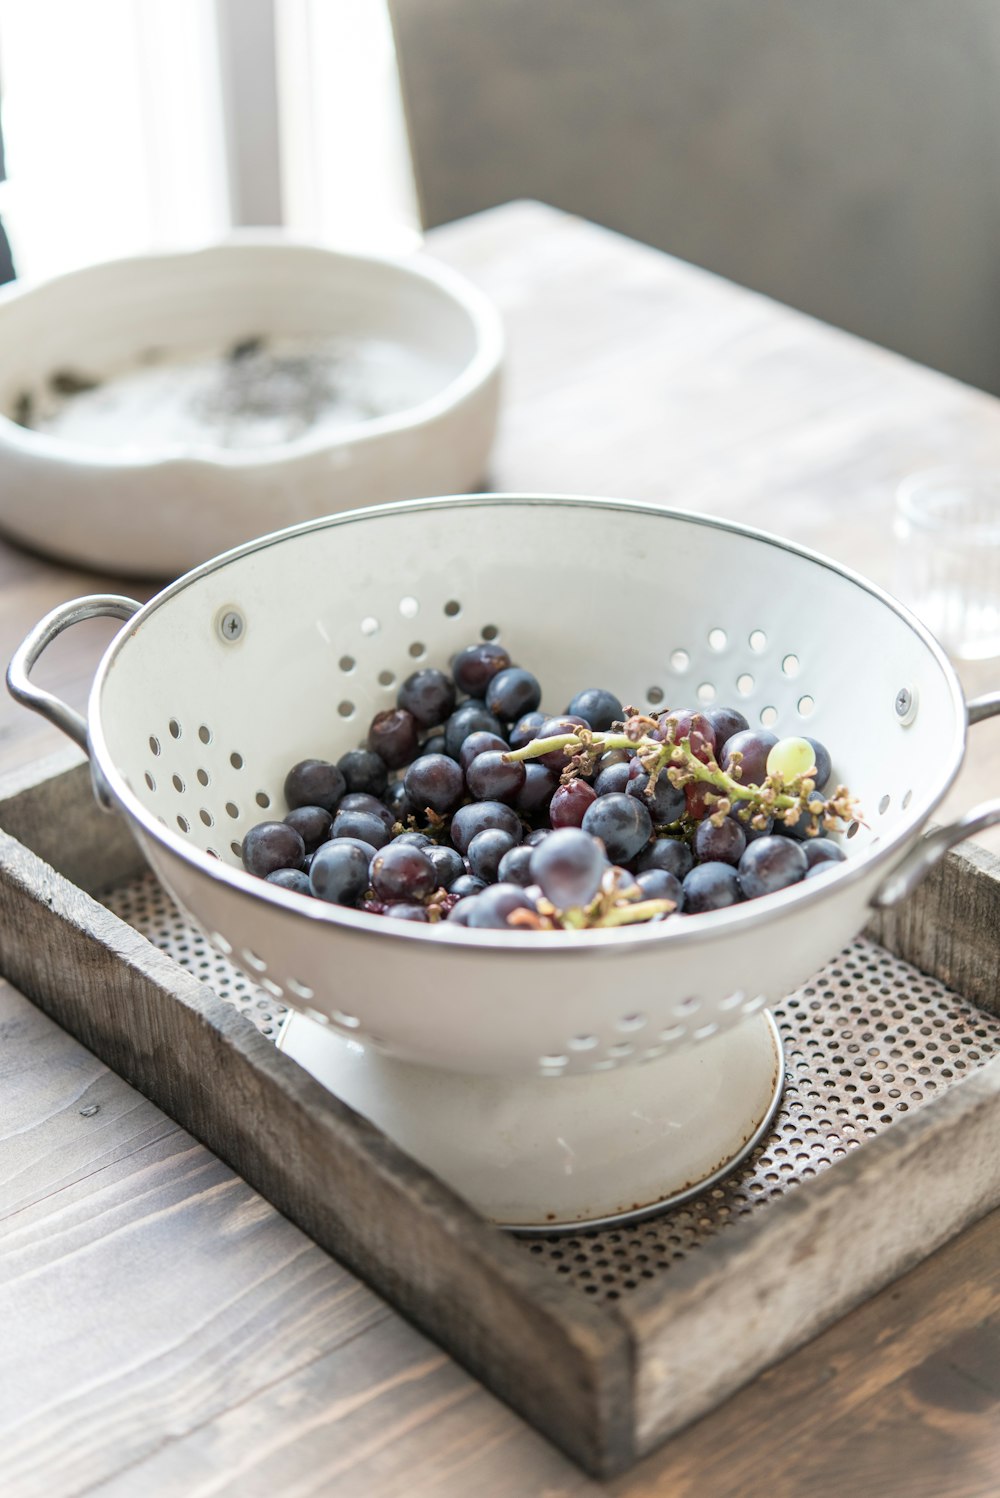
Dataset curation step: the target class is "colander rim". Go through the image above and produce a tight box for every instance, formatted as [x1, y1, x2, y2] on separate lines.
[87, 493, 969, 952]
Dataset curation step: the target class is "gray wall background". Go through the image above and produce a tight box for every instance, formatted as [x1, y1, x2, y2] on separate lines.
[390, 0, 1000, 394]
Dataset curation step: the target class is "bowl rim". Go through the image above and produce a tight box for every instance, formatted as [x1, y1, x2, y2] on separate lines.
[85, 493, 970, 954]
[0, 232, 505, 470]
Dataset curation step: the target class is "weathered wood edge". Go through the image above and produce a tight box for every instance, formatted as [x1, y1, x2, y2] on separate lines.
[866, 841, 1000, 1017]
[0, 816, 635, 1476]
[619, 1052, 1000, 1453]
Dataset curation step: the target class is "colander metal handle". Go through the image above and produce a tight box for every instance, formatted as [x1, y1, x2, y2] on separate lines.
[872, 688, 1000, 907]
[6, 595, 141, 753]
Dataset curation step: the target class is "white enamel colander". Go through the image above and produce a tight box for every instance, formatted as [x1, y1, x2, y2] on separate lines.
[10, 495, 1000, 1230]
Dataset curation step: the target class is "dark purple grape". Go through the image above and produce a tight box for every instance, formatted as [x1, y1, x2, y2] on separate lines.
[655, 711, 716, 763]
[513, 762, 560, 817]
[720, 730, 778, 787]
[337, 748, 389, 797]
[444, 700, 504, 759]
[594, 761, 632, 797]
[447, 898, 475, 923]
[397, 667, 456, 728]
[383, 780, 411, 821]
[339, 792, 395, 830]
[392, 830, 433, 847]
[449, 873, 488, 899]
[802, 837, 846, 869]
[596, 748, 632, 772]
[485, 667, 542, 722]
[452, 642, 511, 697]
[730, 808, 774, 842]
[804, 861, 838, 880]
[427, 843, 465, 888]
[421, 733, 449, 758]
[283, 805, 332, 850]
[566, 688, 623, 732]
[330, 835, 378, 862]
[635, 868, 684, 910]
[682, 861, 743, 913]
[626, 761, 686, 823]
[549, 780, 597, 828]
[370, 843, 437, 902]
[385, 902, 430, 922]
[265, 867, 312, 895]
[524, 827, 552, 846]
[705, 706, 749, 748]
[284, 758, 346, 812]
[450, 800, 522, 855]
[459, 730, 509, 770]
[738, 835, 809, 898]
[636, 837, 693, 880]
[468, 827, 517, 882]
[466, 750, 526, 803]
[509, 710, 547, 751]
[367, 707, 420, 770]
[532, 715, 589, 770]
[331, 808, 391, 849]
[778, 793, 827, 841]
[805, 737, 832, 791]
[242, 821, 306, 877]
[693, 817, 746, 867]
[464, 882, 537, 929]
[497, 844, 534, 886]
[309, 839, 371, 905]
[530, 827, 605, 908]
[582, 793, 652, 863]
[403, 753, 466, 816]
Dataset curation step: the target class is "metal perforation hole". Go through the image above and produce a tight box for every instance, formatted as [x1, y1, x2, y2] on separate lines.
[197, 768, 210, 787]
[902, 788, 913, 809]
[616, 1012, 647, 1033]
[749, 630, 767, 652]
[708, 628, 727, 651]
[409, 641, 426, 658]
[782, 654, 800, 677]
[144, 772, 156, 791]
[287, 978, 315, 1001]
[697, 682, 716, 705]
[255, 791, 270, 809]
[736, 673, 754, 696]
[360, 616, 380, 636]
[797, 695, 816, 717]
[241, 948, 267, 973]
[847, 821, 860, 839]
[332, 1009, 361, 1029]
[378, 670, 396, 687]
[481, 624, 499, 641]
[168, 718, 182, 739]
[230, 752, 243, 770]
[199, 809, 214, 827]
[399, 596, 419, 618]
[879, 794, 891, 815]
[444, 599, 461, 616]
[225, 802, 239, 819]
[230, 840, 242, 858]
[760, 706, 778, 727]
[540, 1053, 569, 1069]
[172, 774, 185, 793]
[338, 701, 355, 718]
[569, 1034, 599, 1051]
[339, 655, 356, 673]
[206, 847, 220, 859]
[149, 735, 161, 757]
[198, 725, 212, 745]
[670, 649, 690, 673]
[176, 815, 190, 833]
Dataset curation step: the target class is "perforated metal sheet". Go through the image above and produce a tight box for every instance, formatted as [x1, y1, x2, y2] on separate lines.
[101, 873, 1000, 1299]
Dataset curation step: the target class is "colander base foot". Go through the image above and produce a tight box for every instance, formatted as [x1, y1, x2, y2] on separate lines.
[280, 1009, 784, 1232]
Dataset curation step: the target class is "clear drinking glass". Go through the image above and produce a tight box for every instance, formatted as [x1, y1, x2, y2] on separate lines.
[894, 467, 1000, 660]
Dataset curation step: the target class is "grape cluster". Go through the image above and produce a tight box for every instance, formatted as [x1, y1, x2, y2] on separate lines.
[240, 641, 855, 929]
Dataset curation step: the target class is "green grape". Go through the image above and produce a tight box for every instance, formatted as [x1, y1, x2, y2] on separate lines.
[766, 736, 817, 782]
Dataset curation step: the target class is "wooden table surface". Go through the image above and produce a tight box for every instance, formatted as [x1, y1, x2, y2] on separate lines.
[2, 201, 1000, 1496]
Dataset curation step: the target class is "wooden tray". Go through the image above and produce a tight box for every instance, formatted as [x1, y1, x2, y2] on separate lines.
[2, 752, 1000, 1479]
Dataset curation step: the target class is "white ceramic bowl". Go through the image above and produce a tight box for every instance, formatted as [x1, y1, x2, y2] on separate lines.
[0, 236, 503, 577]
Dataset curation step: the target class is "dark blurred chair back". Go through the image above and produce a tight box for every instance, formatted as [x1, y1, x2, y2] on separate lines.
[389, 0, 1000, 392]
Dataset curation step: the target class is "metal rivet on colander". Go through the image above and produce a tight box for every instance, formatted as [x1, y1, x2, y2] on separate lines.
[218, 609, 244, 643]
[895, 686, 918, 725]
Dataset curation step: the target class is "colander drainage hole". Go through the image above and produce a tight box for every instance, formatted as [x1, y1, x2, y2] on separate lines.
[749, 630, 767, 652]
[647, 686, 664, 704]
[168, 719, 182, 739]
[697, 682, 716, 704]
[198, 725, 212, 744]
[399, 596, 419, 618]
[197, 768, 210, 786]
[444, 599, 461, 617]
[480, 625, 499, 641]
[339, 655, 355, 673]
[144, 772, 155, 791]
[760, 706, 778, 727]
[199, 809, 214, 827]
[670, 649, 689, 672]
[230, 752, 243, 770]
[225, 802, 239, 819]
[708, 628, 727, 651]
[378, 670, 395, 687]
[879, 794, 891, 815]
[737, 673, 754, 695]
[149, 735, 161, 756]
[172, 774, 185, 793]
[798, 695, 815, 717]
[255, 791, 270, 809]
[177, 815, 190, 833]
[409, 641, 426, 658]
[338, 701, 355, 718]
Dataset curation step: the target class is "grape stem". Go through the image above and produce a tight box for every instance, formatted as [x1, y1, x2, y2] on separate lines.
[504, 725, 861, 833]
